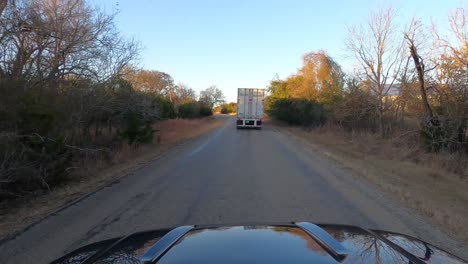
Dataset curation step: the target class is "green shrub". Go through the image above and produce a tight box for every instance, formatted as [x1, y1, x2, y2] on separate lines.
[178, 102, 199, 118]
[178, 101, 212, 118]
[118, 112, 155, 144]
[267, 98, 326, 126]
[199, 104, 213, 116]
[156, 97, 176, 119]
[421, 117, 467, 153]
[18, 95, 58, 135]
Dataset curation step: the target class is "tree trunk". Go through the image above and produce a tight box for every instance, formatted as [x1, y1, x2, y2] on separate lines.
[377, 96, 385, 137]
[408, 44, 433, 119]
[379, 109, 384, 137]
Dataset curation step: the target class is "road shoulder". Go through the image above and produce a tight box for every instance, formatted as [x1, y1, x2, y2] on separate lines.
[270, 122, 468, 247]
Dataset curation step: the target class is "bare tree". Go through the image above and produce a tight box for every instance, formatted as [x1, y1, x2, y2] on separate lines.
[430, 7, 468, 150]
[174, 83, 197, 104]
[346, 6, 406, 136]
[199, 85, 225, 108]
[404, 19, 434, 119]
[0, 0, 139, 81]
[401, 8, 467, 151]
[432, 8, 467, 95]
[433, 8, 467, 67]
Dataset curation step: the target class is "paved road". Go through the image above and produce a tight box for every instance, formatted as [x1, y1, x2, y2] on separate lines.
[0, 116, 466, 263]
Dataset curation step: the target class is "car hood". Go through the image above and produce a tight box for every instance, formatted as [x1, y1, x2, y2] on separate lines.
[52, 222, 467, 264]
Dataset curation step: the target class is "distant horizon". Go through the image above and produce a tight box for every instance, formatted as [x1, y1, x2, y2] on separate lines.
[91, 0, 465, 102]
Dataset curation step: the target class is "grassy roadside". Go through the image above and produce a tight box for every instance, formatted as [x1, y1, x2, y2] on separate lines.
[0, 116, 226, 242]
[270, 121, 468, 245]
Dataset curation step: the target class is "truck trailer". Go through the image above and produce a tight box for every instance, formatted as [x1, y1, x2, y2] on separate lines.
[236, 88, 265, 129]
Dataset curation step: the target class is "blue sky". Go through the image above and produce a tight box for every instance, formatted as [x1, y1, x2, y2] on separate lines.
[91, 0, 465, 102]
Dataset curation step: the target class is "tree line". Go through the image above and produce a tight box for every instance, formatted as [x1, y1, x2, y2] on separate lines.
[267, 6, 467, 154]
[0, 0, 224, 199]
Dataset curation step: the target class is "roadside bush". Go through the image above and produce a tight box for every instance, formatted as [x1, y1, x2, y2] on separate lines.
[421, 116, 467, 153]
[155, 97, 176, 119]
[17, 94, 59, 135]
[332, 88, 379, 132]
[267, 98, 326, 126]
[0, 134, 73, 197]
[0, 78, 164, 199]
[221, 107, 229, 114]
[178, 102, 200, 118]
[118, 112, 156, 144]
[178, 101, 213, 118]
[199, 104, 213, 116]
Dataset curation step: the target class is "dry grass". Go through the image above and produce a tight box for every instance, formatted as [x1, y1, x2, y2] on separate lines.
[273, 122, 468, 244]
[0, 116, 225, 241]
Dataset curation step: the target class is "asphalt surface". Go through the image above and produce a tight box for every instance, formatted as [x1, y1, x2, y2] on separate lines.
[1, 116, 467, 263]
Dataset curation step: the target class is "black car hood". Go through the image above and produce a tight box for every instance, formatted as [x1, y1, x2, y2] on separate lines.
[52, 222, 467, 264]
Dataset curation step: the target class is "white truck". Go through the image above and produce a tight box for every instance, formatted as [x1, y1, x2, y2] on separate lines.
[236, 88, 265, 129]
